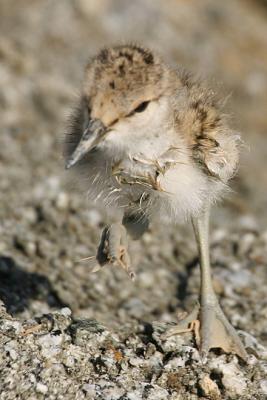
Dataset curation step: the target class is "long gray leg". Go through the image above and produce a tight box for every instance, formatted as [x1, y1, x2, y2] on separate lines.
[192, 207, 247, 360]
[162, 208, 247, 361]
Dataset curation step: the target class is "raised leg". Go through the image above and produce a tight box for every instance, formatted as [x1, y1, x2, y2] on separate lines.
[96, 222, 135, 280]
[162, 208, 247, 361]
[81, 212, 149, 279]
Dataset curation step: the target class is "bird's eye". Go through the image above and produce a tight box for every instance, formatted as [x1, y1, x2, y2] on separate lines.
[134, 101, 150, 113]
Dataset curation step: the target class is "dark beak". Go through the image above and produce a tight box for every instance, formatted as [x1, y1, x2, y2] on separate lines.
[65, 118, 106, 169]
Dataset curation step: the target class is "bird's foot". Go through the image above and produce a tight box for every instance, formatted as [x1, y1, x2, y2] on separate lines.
[161, 300, 247, 361]
[199, 299, 247, 361]
[95, 223, 135, 280]
[162, 302, 201, 344]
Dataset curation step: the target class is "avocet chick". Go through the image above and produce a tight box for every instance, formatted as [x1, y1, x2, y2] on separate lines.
[64, 44, 247, 360]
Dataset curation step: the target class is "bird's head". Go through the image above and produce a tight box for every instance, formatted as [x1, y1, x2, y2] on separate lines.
[65, 45, 174, 169]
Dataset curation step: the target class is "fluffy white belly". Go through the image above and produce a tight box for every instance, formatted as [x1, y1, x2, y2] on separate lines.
[116, 161, 221, 222]
[80, 120, 224, 222]
[83, 147, 223, 223]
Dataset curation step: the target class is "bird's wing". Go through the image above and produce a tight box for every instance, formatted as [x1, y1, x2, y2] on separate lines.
[192, 132, 240, 183]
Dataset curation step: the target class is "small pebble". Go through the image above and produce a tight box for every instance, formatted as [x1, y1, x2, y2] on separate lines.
[36, 382, 48, 394]
[86, 209, 102, 226]
[55, 192, 69, 210]
[198, 375, 221, 398]
[260, 380, 267, 395]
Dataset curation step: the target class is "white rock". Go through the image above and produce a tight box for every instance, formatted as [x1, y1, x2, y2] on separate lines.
[23, 207, 38, 224]
[25, 241, 37, 256]
[260, 380, 267, 395]
[239, 330, 267, 359]
[86, 209, 102, 226]
[102, 386, 125, 400]
[161, 333, 187, 353]
[2, 320, 22, 334]
[37, 333, 63, 358]
[147, 351, 163, 369]
[4, 343, 18, 361]
[82, 384, 96, 396]
[36, 382, 48, 394]
[238, 215, 258, 231]
[127, 389, 143, 400]
[238, 232, 256, 254]
[129, 357, 143, 367]
[29, 374, 36, 384]
[146, 386, 169, 400]
[55, 191, 69, 210]
[63, 355, 75, 368]
[61, 307, 72, 317]
[210, 357, 247, 396]
[165, 356, 185, 370]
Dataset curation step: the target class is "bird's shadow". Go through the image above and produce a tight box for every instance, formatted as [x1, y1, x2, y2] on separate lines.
[0, 256, 65, 315]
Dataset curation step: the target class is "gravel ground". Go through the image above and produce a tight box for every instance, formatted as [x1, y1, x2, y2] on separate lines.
[1, 1, 267, 399]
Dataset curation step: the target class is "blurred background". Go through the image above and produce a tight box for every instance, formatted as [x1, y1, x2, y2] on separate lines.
[0, 0, 267, 339]
[1, 0, 267, 223]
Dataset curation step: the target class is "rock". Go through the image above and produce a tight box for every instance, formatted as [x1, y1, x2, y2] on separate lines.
[260, 380, 267, 396]
[86, 209, 102, 226]
[152, 320, 191, 353]
[55, 192, 69, 210]
[22, 207, 38, 225]
[239, 330, 267, 359]
[238, 215, 259, 231]
[81, 383, 96, 396]
[238, 232, 256, 256]
[69, 319, 108, 347]
[198, 374, 221, 399]
[146, 385, 170, 400]
[210, 357, 247, 397]
[37, 333, 65, 359]
[4, 341, 18, 361]
[36, 382, 48, 394]
[13, 234, 37, 256]
[0, 318, 23, 337]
